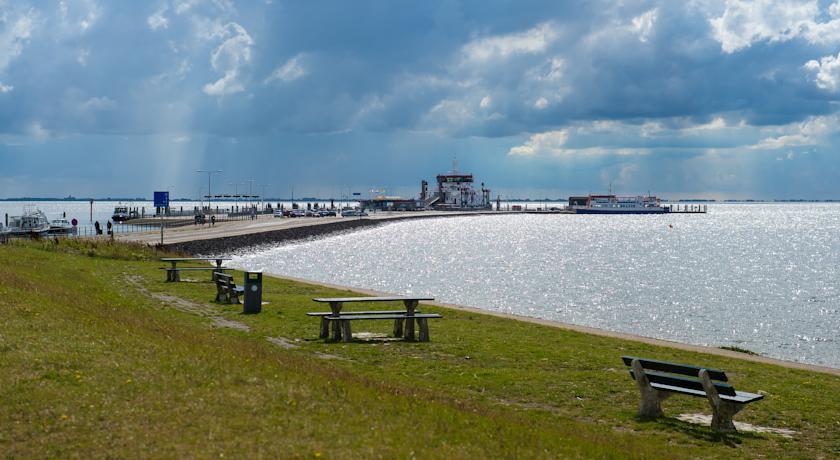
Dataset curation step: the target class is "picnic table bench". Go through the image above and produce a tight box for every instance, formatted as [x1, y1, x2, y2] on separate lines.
[215, 273, 245, 304]
[309, 296, 440, 342]
[160, 257, 231, 282]
[622, 356, 764, 433]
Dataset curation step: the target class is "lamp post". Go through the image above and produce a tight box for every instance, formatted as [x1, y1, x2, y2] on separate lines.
[247, 179, 255, 207]
[196, 169, 222, 215]
[260, 183, 270, 211]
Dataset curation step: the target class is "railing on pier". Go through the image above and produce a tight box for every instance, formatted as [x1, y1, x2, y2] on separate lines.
[665, 204, 708, 213]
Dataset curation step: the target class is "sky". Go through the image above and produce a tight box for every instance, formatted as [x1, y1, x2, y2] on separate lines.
[2, 0, 840, 199]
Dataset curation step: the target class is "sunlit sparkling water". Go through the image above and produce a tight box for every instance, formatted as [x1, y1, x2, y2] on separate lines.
[228, 204, 839, 368]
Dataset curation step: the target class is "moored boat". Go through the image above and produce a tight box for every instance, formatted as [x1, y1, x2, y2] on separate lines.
[112, 206, 131, 222]
[6, 210, 51, 235]
[569, 195, 667, 214]
[49, 218, 77, 235]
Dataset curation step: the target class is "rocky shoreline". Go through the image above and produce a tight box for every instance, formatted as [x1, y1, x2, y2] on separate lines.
[163, 212, 503, 255]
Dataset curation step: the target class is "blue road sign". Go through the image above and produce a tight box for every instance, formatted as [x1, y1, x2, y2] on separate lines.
[154, 191, 170, 208]
[352, 192, 361, 196]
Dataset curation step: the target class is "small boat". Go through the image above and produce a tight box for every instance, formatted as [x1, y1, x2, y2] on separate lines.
[112, 206, 131, 222]
[49, 218, 77, 235]
[6, 210, 51, 236]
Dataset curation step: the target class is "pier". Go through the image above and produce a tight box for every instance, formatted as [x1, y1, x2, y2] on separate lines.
[665, 204, 708, 213]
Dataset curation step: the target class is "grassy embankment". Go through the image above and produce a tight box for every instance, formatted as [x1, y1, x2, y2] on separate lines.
[1, 239, 839, 458]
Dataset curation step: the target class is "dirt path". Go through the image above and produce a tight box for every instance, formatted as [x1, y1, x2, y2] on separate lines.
[124, 274, 250, 332]
[122, 273, 313, 354]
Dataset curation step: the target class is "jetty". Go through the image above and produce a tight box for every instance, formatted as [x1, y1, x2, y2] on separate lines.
[665, 203, 708, 213]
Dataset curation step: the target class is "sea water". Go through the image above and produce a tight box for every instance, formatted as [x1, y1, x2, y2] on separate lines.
[228, 204, 840, 369]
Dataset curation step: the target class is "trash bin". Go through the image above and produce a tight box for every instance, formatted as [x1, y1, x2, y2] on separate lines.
[243, 271, 263, 314]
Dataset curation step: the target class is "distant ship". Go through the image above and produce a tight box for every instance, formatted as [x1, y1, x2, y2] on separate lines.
[568, 195, 667, 214]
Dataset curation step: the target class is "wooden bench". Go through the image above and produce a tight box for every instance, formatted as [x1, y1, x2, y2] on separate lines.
[307, 310, 423, 340]
[310, 296, 437, 342]
[324, 314, 442, 343]
[160, 257, 231, 282]
[160, 267, 232, 282]
[215, 273, 245, 304]
[622, 356, 764, 433]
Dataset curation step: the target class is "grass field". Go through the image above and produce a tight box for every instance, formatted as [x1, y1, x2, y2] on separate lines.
[1, 239, 839, 458]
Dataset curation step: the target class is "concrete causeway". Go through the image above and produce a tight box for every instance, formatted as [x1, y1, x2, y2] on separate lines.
[118, 210, 511, 252]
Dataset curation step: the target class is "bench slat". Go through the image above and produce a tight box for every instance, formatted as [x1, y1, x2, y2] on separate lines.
[325, 314, 442, 321]
[312, 296, 434, 303]
[161, 258, 232, 261]
[629, 370, 737, 396]
[306, 310, 417, 316]
[622, 356, 728, 382]
[162, 267, 232, 271]
[647, 381, 764, 404]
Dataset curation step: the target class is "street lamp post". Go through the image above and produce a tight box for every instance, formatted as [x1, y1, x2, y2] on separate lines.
[246, 179, 256, 211]
[260, 184, 270, 211]
[196, 169, 222, 215]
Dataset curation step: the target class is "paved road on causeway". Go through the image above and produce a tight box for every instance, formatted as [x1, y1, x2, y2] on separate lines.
[117, 211, 504, 245]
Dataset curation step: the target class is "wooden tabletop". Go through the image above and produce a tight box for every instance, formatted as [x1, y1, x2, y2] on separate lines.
[160, 257, 232, 261]
[312, 296, 434, 303]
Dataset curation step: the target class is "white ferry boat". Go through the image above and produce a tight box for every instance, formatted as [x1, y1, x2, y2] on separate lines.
[569, 195, 667, 214]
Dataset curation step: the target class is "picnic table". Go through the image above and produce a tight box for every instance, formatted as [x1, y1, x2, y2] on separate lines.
[160, 257, 231, 282]
[310, 296, 440, 342]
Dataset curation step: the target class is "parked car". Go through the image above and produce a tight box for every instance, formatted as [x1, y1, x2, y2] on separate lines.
[273, 209, 284, 218]
[319, 210, 337, 217]
[289, 209, 306, 217]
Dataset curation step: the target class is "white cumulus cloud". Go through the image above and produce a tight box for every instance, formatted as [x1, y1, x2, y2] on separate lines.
[631, 8, 658, 43]
[264, 54, 306, 84]
[203, 22, 254, 96]
[805, 52, 840, 91]
[710, 0, 840, 53]
[462, 22, 558, 62]
[508, 130, 569, 156]
[147, 7, 169, 30]
[0, 9, 36, 72]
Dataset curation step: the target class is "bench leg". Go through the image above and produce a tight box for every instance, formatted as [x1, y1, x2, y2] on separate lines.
[230, 293, 240, 304]
[341, 320, 353, 343]
[404, 317, 415, 341]
[418, 318, 430, 342]
[699, 369, 743, 433]
[331, 320, 342, 342]
[393, 318, 404, 337]
[632, 359, 671, 418]
[320, 317, 330, 339]
[173, 271, 180, 282]
[710, 401, 743, 433]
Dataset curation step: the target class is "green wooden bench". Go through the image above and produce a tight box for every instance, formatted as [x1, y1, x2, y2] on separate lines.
[160, 257, 231, 282]
[215, 273, 245, 304]
[622, 356, 764, 433]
